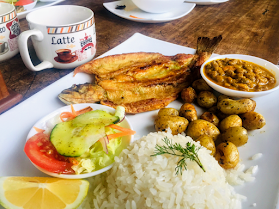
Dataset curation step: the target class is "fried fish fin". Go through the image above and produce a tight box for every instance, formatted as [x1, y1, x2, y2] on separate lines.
[101, 96, 177, 114]
[195, 35, 222, 67]
[191, 35, 223, 79]
[73, 52, 163, 76]
[58, 83, 106, 105]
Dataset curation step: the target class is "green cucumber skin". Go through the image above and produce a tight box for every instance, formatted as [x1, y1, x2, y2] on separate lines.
[50, 107, 125, 157]
[50, 121, 106, 157]
[72, 110, 119, 126]
[50, 122, 81, 157]
[50, 121, 84, 157]
[114, 106, 125, 122]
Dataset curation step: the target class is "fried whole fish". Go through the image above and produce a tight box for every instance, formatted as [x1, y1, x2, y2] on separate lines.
[59, 36, 222, 114]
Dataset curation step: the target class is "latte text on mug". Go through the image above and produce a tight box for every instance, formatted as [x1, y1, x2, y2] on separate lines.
[51, 36, 75, 45]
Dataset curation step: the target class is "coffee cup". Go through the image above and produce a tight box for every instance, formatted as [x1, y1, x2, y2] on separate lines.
[55, 49, 76, 62]
[0, 3, 20, 62]
[18, 5, 96, 71]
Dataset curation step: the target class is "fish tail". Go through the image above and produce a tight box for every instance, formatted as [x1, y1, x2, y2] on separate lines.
[190, 35, 222, 80]
[196, 35, 222, 55]
[73, 64, 92, 77]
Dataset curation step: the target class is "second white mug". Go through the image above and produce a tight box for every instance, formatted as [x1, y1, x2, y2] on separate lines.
[0, 3, 20, 62]
[18, 5, 96, 71]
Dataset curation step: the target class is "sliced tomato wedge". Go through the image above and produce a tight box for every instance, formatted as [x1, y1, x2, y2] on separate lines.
[15, 0, 34, 6]
[24, 132, 75, 174]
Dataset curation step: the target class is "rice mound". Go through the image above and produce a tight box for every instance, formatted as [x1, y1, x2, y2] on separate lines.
[81, 131, 246, 209]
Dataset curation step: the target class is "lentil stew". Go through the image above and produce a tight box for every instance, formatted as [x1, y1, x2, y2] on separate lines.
[204, 58, 276, 92]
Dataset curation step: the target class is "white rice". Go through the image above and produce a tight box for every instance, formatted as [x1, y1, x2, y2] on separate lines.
[225, 162, 258, 185]
[225, 161, 258, 186]
[251, 153, 263, 160]
[79, 131, 249, 209]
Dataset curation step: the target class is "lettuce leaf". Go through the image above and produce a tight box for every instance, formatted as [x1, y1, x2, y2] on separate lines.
[72, 137, 123, 174]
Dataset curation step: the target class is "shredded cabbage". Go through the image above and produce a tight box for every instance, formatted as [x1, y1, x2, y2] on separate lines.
[71, 137, 123, 174]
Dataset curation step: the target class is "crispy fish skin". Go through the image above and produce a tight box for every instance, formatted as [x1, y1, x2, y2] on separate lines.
[59, 63, 191, 106]
[94, 54, 195, 85]
[59, 54, 193, 107]
[58, 82, 190, 108]
[101, 97, 177, 114]
[59, 36, 222, 113]
[74, 52, 164, 76]
[102, 81, 189, 105]
[112, 54, 194, 82]
[59, 73, 191, 106]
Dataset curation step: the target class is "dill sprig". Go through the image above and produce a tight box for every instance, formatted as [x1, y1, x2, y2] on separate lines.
[151, 137, 206, 175]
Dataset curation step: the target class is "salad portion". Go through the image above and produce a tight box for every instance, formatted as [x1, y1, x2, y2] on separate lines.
[1, 0, 36, 13]
[24, 105, 135, 175]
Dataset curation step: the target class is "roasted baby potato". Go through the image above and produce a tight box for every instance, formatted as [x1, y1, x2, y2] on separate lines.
[186, 119, 220, 141]
[181, 87, 197, 103]
[221, 126, 248, 147]
[208, 106, 230, 121]
[158, 108, 179, 117]
[217, 98, 256, 115]
[192, 79, 212, 92]
[241, 111, 266, 130]
[215, 141, 239, 169]
[208, 106, 218, 114]
[196, 135, 216, 156]
[197, 91, 217, 109]
[219, 115, 242, 132]
[200, 111, 219, 127]
[217, 95, 230, 102]
[179, 103, 197, 122]
[155, 116, 189, 135]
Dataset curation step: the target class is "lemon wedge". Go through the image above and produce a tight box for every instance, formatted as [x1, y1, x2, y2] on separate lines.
[0, 177, 89, 209]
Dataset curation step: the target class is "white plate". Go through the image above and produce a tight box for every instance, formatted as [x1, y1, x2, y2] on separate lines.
[17, 0, 65, 19]
[103, 0, 195, 23]
[0, 33, 279, 209]
[25, 103, 133, 179]
[185, 0, 228, 5]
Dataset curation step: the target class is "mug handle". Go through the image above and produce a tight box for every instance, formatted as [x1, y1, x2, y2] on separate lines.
[18, 29, 54, 72]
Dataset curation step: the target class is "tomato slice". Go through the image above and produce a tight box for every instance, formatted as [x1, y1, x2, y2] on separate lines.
[24, 132, 75, 174]
[15, 0, 34, 6]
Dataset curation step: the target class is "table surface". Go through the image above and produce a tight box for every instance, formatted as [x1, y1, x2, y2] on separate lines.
[1, 0, 279, 113]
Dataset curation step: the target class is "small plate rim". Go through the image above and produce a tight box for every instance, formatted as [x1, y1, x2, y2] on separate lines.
[184, 0, 229, 5]
[103, 0, 196, 23]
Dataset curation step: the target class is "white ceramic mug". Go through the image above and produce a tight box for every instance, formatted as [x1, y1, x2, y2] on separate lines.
[0, 3, 20, 62]
[18, 5, 96, 71]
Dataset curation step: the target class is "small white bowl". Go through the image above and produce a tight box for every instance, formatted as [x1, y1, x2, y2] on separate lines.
[14, 0, 37, 13]
[22, 0, 37, 11]
[131, 0, 185, 14]
[200, 54, 279, 98]
[26, 103, 133, 179]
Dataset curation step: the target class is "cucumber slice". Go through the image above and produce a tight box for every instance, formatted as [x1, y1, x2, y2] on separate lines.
[72, 110, 119, 126]
[50, 107, 127, 157]
[50, 121, 106, 157]
[114, 106, 125, 123]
